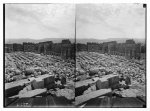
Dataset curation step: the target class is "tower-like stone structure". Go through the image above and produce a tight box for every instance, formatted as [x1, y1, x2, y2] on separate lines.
[61, 39, 72, 59]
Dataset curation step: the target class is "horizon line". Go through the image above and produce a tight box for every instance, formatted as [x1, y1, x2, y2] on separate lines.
[5, 37, 145, 40]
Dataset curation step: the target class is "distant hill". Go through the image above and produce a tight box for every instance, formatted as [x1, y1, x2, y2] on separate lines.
[76, 38, 145, 44]
[5, 38, 75, 44]
[5, 38, 145, 44]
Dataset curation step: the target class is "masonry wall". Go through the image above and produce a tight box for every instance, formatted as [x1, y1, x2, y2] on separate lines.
[5, 44, 13, 53]
[4, 39, 145, 60]
[85, 39, 143, 59]
[23, 42, 36, 52]
[76, 43, 87, 52]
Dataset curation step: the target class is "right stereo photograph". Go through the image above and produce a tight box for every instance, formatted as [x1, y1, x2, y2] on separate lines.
[75, 3, 146, 108]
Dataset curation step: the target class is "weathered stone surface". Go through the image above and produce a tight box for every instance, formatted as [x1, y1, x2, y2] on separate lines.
[42, 75, 55, 87]
[96, 78, 109, 90]
[31, 79, 44, 90]
[75, 77, 99, 88]
[15, 69, 22, 75]
[78, 69, 86, 75]
[5, 85, 24, 98]
[19, 88, 47, 98]
[83, 84, 96, 95]
[75, 89, 111, 106]
[5, 79, 30, 97]
[96, 80, 102, 90]
[24, 68, 35, 76]
[75, 85, 89, 97]
[107, 75, 119, 88]
[77, 74, 119, 90]
[89, 67, 99, 76]
[55, 88, 75, 100]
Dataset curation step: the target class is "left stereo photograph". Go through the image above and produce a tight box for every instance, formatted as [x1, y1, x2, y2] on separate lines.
[4, 4, 76, 108]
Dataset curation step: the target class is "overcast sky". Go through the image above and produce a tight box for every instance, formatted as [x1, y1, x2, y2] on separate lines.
[5, 4, 75, 40]
[76, 4, 145, 39]
[5, 4, 145, 40]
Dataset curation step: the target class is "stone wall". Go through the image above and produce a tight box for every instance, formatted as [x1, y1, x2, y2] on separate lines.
[87, 42, 102, 52]
[23, 42, 36, 52]
[38, 41, 53, 54]
[13, 43, 23, 52]
[76, 43, 87, 52]
[84, 39, 143, 59]
[61, 39, 72, 59]
[5, 44, 13, 53]
[4, 39, 144, 60]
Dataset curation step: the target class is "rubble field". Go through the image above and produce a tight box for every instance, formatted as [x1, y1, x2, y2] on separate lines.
[4, 51, 146, 107]
[75, 52, 146, 107]
[5, 52, 75, 107]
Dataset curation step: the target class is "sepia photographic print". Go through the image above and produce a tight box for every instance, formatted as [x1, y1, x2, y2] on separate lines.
[4, 3, 146, 108]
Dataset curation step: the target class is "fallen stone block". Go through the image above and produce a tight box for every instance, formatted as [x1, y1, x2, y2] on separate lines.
[120, 89, 139, 97]
[96, 78, 109, 90]
[83, 84, 96, 95]
[24, 68, 35, 76]
[78, 69, 86, 75]
[107, 75, 119, 88]
[75, 77, 99, 88]
[56, 88, 75, 100]
[28, 77, 35, 82]
[5, 85, 24, 98]
[5, 79, 29, 90]
[14, 69, 22, 75]
[75, 77, 100, 97]
[96, 80, 102, 90]
[89, 67, 99, 76]
[31, 78, 44, 89]
[46, 83, 56, 90]
[40, 74, 55, 87]
[101, 79, 109, 89]
[75, 89, 111, 106]
[19, 88, 47, 98]
[79, 74, 87, 81]
[5, 79, 30, 97]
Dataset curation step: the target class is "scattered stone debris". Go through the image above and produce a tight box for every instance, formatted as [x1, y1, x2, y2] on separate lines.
[5, 51, 146, 107]
[5, 52, 75, 107]
[75, 52, 146, 107]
